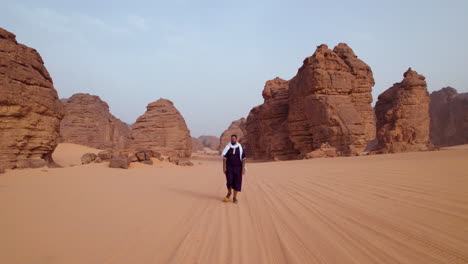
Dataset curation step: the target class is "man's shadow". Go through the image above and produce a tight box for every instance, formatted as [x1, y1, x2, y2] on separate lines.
[164, 186, 220, 201]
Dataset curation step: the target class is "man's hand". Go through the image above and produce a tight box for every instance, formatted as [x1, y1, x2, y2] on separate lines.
[242, 168, 245, 175]
[223, 168, 227, 174]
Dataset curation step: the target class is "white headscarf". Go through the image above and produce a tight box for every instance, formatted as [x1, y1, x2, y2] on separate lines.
[221, 142, 244, 161]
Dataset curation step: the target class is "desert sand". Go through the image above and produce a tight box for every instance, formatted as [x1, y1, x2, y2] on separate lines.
[1, 143, 467, 264]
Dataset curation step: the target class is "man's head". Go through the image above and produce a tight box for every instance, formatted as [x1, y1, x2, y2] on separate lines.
[230, 134, 237, 144]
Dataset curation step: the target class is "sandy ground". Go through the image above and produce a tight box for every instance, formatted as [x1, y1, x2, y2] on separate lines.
[1, 144, 467, 264]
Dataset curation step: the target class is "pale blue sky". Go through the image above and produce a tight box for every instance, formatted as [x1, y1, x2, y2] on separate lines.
[2, 0, 467, 137]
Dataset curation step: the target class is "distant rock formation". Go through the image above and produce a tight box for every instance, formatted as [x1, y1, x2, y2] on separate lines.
[218, 118, 247, 153]
[198, 135, 219, 150]
[430, 87, 468, 146]
[286, 43, 376, 157]
[128, 98, 192, 157]
[191, 136, 219, 152]
[246, 78, 299, 160]
[191, 137, 203, 152]
[372, 68, 433, 153]
[60, 93, 130, 150]
[0, 27, 64, 169]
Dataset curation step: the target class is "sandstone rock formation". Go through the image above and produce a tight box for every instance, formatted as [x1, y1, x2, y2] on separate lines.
[60, 93, 130, 150]
[287, 43, 376, 157]
[127, 99, 192, 157]
[429, 87, 468, 146]
[246, 77, 299, 160]
[0, 27, 64, 169]
[218, 118, 247, 153]
[197, 135, 219, 150]
[372, 68, 433, 153]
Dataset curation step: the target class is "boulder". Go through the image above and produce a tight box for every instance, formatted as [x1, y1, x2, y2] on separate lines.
[168, 154, 179, 164]
[97, 150, 112, 161]
[136, 151, 146, 161]
[81, 153, 97, 164]
[109, 154, 129, 169]
[135, 149, 153, 161]
[128, 154, 138, 163]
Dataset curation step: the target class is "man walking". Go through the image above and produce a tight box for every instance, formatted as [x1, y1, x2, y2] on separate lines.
[221, 134, 246, 203]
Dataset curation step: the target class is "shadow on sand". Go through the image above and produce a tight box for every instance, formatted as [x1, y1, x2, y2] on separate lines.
[164, 186, 221, 202]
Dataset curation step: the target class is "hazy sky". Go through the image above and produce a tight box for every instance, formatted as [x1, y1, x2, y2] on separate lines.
[2, 0, 467, 137]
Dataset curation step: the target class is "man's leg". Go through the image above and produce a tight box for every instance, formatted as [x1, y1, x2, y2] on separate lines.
[224, 169, 233, 202]
[233, 167, 242, 203]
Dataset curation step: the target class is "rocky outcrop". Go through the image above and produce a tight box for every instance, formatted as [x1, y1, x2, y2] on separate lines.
[98, 150, 112, 161]
[0, 27, 64, 169]
[218, 118, 247, 153]
[167, 152, 194, 166]
[429, 87, 468, 146]
[372, 68, 433, 153]
[198, 135, 219, 150]
[60, 93, 130, 150]
[287, 43, 376, 157]
[81, 153, 98, 164]
[304, 143, 338, 159]
[246, 78, 299, 160]
[127, 98, 192, 157]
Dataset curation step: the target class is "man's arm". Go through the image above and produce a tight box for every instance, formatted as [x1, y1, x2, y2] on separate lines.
[242, 158, 246, 175]
[223, 157, 227, 174]
[241, 149, 246, 175]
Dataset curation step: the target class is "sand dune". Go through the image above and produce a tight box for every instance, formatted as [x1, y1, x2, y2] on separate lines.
[52, 143, 103, 167]
[1, 145, 467, 263]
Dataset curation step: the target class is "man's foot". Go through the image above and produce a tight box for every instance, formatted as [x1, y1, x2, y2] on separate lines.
[226, 192, 232, 199]
[223, 197, 231, 202]
[233, 197, 238, 204]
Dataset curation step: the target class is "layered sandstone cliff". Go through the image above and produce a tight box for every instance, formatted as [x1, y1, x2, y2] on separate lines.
[286, 43, 375, 156]
[60, 93, 130, 150]
[372, 68, 433, 153]
[0, 28, 64, 169]
[128, 99, 192, 157]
